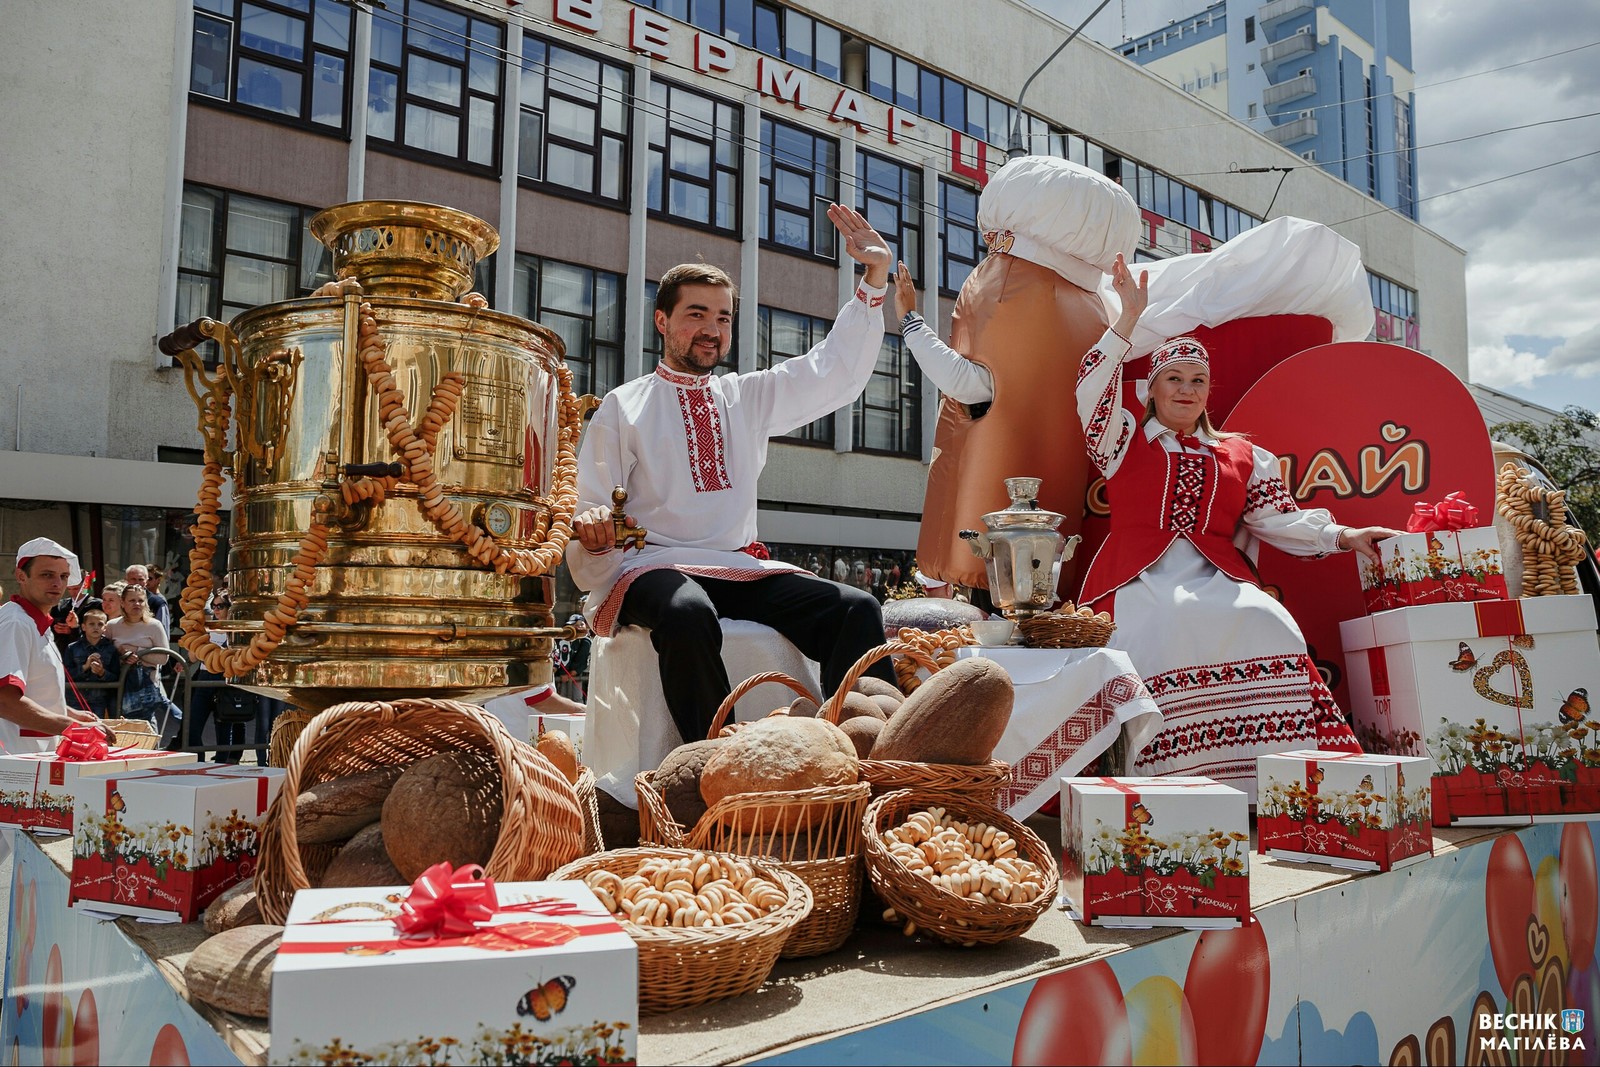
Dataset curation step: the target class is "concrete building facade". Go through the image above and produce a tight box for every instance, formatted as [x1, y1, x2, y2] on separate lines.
[1, 0, 1462, 614]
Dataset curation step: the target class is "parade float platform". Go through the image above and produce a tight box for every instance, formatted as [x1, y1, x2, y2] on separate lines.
[14, 816, 1597, 1066]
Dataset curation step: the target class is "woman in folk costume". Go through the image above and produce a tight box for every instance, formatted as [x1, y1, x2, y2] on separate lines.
[1076, 256, 1399, 799]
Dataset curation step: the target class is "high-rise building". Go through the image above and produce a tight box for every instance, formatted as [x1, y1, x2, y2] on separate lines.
[1107, 0, 1419, 218]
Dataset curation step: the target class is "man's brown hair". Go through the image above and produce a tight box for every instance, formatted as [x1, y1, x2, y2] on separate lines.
[655, 262, 738, 317]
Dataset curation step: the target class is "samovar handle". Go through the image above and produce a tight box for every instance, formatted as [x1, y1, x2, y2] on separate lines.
[157, 317, 222, 356]
[611, 486, 647, 552]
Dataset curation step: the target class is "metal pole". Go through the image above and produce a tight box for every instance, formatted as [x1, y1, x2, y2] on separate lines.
[1007, 0, 1115, 159]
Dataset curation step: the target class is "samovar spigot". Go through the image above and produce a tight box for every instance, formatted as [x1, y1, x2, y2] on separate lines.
[611, 486, 647, 552]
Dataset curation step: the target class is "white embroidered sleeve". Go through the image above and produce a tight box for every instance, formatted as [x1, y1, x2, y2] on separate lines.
[1074, 328, 1137, 477]
[564, 394, 628, 593]
[900, 315, 994, 404]
[748, 281, 888, 434]
[1240, 444, 1346, 557]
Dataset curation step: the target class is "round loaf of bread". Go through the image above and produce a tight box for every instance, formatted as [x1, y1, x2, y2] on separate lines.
[653, 738, 726, 831]
[184, 925, 281, 1018]
[700, 717, 858, 807]
[322, 823, 406, 889]
[838, 715, 883, 758]
[869, 656, 1013, 764]
[834, 692, 888, 723]
[202, 878, 262, 935]
[381, 750, 504, 881]
[294, 764, 405, 846]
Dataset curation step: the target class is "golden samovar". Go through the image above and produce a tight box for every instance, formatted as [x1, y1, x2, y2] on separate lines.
[160, 201, 581, 711]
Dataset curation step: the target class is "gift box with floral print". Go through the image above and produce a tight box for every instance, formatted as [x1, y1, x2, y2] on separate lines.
[271, 877, 637, 1067]
[68, 763, 283, 921]
[1061, 776, 1249, 928]
[1341, 595, 1600, 826]
[1256, 750, 1434, 871]
[0, 746, 194, 834]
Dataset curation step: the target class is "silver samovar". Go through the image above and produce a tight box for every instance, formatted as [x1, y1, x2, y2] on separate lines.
[959, 478, 1082, 621]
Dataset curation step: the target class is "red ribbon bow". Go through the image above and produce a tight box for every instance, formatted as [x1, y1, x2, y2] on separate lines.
[1405, 491, 1479, 533]
[55, 722, 109, 762]
[1176, 433, 1211, 451]
[396, 862, 499, 938]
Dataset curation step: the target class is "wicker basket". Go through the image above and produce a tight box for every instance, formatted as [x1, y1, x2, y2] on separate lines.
[575, 766, 604, 855]
[863, 789, 1058, 946]
[101, 718, 159, 751]
[548, 847, 812, 1014]
[1018, 610, 1115, 649]
[822, 642, 1011, 805]
[636, 672, 869, 957]
[255, 697, 586, 924]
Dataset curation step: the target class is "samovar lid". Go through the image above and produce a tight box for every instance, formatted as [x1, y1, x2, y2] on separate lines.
[979, 477, 1064, 531]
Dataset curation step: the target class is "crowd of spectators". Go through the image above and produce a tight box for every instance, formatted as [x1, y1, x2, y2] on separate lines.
[47, 563, 272, 760]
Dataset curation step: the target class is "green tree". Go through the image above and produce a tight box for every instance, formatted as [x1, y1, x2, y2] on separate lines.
[1490, 405, 1600, 547]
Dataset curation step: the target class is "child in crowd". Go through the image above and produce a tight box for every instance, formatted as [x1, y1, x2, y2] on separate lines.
[64, 608, 119, 715]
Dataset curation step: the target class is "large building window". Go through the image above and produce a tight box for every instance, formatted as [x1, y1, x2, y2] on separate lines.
[759, 117, 838, 259]
[864, 45, 1045, 148]
[634, 0, 840, 79]
[852, 336, 921, 457]
[858, 151, 922, 270]
[757, 307, 833, 445]
[939, 179, 981, 295]
[176, 184, 334, 361]
[368, 0, 503, 168]
[518, 36, 630, 204]
[1368, 270, 1418, 345]
[513, 255, 624, 398]
[190, 0, 353, 130]
[647, 80, 741, 232]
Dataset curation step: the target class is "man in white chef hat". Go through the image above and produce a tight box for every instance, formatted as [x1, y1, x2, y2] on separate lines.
[2, 537, 117, 753]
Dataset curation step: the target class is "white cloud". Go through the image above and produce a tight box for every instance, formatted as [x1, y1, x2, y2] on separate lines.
[1412, 1, 1600, 408]
[1548, 323, 1600, 378]
[1469, 341, 1551, 389]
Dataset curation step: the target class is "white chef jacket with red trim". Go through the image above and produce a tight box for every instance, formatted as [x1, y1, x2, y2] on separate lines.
[0, 596, 67, 753]
[568, 281, 888, 634]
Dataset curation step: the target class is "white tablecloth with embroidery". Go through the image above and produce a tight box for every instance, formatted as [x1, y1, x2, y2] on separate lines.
[956, 646, 1162, 820]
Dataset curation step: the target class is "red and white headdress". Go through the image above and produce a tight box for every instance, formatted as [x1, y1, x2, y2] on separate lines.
[1147, 336, 1210, 382]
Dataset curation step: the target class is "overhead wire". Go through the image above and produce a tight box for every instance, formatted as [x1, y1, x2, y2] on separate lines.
[334, 0, 1590, 252]
[1105, 38, 1600, 137]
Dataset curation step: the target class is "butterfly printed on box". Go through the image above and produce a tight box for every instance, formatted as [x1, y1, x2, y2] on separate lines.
[517, 976, 576, 1021]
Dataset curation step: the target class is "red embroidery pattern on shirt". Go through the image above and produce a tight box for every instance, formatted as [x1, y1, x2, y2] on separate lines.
[854, 287, 884, 308]
[1167, 454, 1207, 532]
[1243, 476, 1298, 515]
[1085, 380, 1121, 473]
[674, 387, 732, 493]
[1077, 345, 1109, 386]
[654, 364, 710, 387]
[1000, 673, 1147, 810]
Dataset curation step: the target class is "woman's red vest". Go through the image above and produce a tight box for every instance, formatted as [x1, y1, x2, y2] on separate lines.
[1077, 430, 1259, 609]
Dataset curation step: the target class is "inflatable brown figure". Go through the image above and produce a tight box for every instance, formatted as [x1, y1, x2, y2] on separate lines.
[917, 157, 1140, 593]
